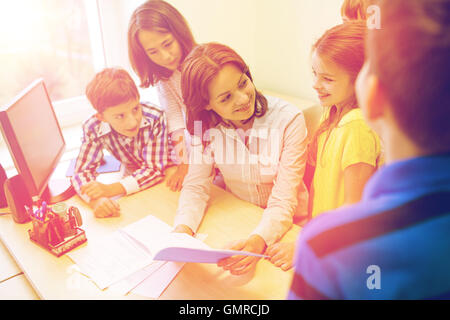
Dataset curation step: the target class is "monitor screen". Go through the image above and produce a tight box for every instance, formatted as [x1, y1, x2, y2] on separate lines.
[0, 79, 65, 199]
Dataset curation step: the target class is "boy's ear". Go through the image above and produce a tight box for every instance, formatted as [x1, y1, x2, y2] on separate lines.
[364, 74, 386, 121]
[95, 113, 104, 122]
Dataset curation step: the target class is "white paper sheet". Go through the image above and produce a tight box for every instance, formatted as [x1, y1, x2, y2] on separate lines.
[67, 231, 153, 290]
[108, 260, 167, 295]
[131, 261, 185, 299]
[109, 233, 208, 297]
[68, 214, 264, 295]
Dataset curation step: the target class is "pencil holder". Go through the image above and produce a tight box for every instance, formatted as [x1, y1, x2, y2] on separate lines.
[27, 202, 87, 257]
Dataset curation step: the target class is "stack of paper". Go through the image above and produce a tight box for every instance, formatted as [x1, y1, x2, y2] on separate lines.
[67, 215, 267, 298]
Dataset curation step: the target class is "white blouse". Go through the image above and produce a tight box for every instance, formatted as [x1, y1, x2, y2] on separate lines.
[174, 96, 309, 246]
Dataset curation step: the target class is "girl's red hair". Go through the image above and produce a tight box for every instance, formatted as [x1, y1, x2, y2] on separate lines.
[307, 21, 366, 168]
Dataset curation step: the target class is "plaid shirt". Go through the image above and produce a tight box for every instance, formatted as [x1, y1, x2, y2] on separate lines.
[71, 103, 169, 202]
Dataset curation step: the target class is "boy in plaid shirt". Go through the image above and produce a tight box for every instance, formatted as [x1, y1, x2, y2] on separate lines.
[71, 68, 169, 218]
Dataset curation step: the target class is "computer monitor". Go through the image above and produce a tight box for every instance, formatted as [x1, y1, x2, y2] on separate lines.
[0, 79, 74, 204]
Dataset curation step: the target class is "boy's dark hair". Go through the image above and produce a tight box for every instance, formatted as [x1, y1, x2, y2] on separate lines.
[367, 0, 450, 152]
[85, 68, 140, 113]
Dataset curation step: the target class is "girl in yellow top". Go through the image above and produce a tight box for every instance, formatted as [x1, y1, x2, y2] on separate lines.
[267, 21, 382, 271]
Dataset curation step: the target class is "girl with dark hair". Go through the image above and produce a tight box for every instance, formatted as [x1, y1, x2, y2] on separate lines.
[128, 0, 196, 191]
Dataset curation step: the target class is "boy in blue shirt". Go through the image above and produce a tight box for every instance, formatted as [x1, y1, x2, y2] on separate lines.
[289, 0, 450, 299]
[71, 68, 169, 218]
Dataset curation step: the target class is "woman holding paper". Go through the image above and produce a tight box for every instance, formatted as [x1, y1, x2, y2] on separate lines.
[173, 42, 308, 275]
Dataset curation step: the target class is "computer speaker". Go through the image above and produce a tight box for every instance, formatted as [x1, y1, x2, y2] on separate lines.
[4, 174, 32, 223]
[0, 164, 7, 208]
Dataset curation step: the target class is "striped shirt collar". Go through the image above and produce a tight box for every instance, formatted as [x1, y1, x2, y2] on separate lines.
[96, 106, 153, 138]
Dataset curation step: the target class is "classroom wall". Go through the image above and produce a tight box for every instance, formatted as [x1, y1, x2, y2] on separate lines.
[253, 0, 342, 101]
[103, 0, 343, 104]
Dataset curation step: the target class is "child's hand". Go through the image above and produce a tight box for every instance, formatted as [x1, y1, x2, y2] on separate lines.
[81, 181, 112, 200]
[166, 164, 189, 192]
[265, 242, 295, 271]
[90, 197, 120, 218]
[217, 235, 266, 275]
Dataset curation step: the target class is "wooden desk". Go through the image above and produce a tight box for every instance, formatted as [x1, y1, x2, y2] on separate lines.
[0, 168, 300, 300]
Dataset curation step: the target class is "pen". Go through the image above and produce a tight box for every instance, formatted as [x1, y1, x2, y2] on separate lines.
[24, 205, 31, 217]
[41, 201, 47, 221]
[34, 208, 40, 221]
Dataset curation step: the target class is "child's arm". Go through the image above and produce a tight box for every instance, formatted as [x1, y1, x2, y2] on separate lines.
[80, 181, 126, 200]
[343, 162, 376, 204]
[341, 124, 381, 205]
[120, 110, 170, 195]
[166, 129, 189, 192]
[70, 123, 122, 218]
[70, 122, 104, 203]
[157, 82, 190, 192]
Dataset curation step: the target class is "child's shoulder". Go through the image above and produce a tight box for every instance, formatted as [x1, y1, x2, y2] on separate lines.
[141, 101, 165, 118]
[338, 108, 365, 128]
[81, 114, 103, 138]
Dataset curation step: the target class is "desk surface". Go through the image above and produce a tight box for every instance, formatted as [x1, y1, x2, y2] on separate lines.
[0, 168, 300, 300]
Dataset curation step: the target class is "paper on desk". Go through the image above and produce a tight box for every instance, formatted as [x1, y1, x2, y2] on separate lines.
[108, 260, 166, 295]
[67, 215, 171, 290]
[68, 215, 265, 291]
[110, 233, 208, 296]
[132, 261, 185, 299]
[67, 230, 153, 290]
[130, 233, 208, 298]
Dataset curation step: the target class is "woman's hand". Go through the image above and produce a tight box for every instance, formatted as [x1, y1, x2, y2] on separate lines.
[172, 224, 194, 236]
[217, 235, 267, 275]
[266, 242, 295, 271]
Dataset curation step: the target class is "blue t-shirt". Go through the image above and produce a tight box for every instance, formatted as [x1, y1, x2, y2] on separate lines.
[288, 153, 450, 299]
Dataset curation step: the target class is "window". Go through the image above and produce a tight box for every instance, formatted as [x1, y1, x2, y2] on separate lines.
[0, 0, 158, 172]
[0, 0, 107, 170]
[0, 0, 104, 106]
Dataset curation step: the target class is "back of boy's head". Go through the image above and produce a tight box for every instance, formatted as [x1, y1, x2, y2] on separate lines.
[341, 0, 373, 20]
[367, 0, 450, 153]
[86, 68, 140, 113]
